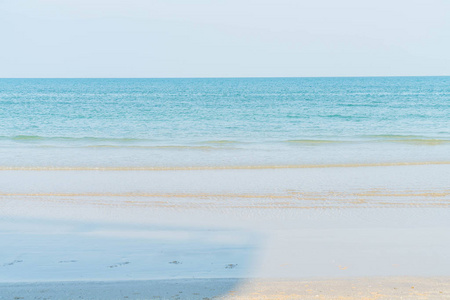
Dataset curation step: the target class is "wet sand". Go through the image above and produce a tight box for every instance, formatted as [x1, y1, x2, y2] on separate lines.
[1, 163, 449, 299]
[1, 277, 449, 299]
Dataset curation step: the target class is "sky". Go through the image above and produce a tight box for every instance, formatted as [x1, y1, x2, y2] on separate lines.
[1, 0, 449, 78]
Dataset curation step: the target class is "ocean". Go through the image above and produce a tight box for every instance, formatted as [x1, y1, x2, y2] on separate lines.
[1, 77, 449, 167]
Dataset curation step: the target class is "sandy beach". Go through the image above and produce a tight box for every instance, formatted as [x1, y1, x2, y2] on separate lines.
[1, 163, 449, 299]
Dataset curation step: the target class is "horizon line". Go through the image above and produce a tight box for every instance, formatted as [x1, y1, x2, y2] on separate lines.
[0, 75, 449, 80]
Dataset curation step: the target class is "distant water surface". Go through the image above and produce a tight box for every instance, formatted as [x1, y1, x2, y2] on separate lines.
[0, 77, 449, 167]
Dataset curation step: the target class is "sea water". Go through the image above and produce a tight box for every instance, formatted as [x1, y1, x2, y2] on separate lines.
[0, 77, 449, 167]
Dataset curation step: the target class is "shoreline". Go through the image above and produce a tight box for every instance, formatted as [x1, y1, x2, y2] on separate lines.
[0, 160, 449, 171]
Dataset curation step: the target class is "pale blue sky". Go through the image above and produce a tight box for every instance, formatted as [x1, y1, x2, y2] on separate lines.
[1, 0, 449, 77]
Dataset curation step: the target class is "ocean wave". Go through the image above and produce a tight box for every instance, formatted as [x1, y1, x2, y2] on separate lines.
[86, 145, 219, 150]
[389, 139, 450, 145]
[285, 137, 450, 145]
[285, 139, 345, 144]
[1, 161, 449, 171]
[201, 140, 239, 144]
[361, 135, 450, 145]
[1, 135, 151, 143]
[2, 135, 450, 147]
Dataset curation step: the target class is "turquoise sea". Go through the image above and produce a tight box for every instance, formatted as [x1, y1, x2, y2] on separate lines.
[1, 77, 449, 167]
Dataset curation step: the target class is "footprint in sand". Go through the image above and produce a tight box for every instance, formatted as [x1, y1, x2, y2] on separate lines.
[3, 260, 23, 267]
[59, 260, 77, 263]
[108, 262, 131, 268]
[225, 264, 238, 269]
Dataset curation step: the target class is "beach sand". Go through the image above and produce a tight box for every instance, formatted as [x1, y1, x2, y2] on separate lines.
[0, 278, 449, 299]
[1, 164, 449, 299]
[227, 277, 450, 299]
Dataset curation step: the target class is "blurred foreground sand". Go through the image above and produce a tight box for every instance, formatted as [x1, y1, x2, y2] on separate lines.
[222, 277, 450, 300]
